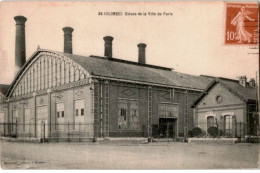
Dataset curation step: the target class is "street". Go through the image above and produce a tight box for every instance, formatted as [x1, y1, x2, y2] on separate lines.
[0, 141, 259, 169]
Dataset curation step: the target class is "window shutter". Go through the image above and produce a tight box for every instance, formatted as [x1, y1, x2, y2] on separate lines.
[232, 115, 236, 137]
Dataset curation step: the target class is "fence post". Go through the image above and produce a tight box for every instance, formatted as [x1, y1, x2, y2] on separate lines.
[167, 122, 169, 143]
[16, 119, 18, 137]
[29, 122, 31, 138]
[79, 122, 80, 142]
[239, 122, 242, 138]
[4, 123, 5, 136]
[43, 121, 45, 143]
[56, 123, 58, 142]
[68, 122, 70, 142]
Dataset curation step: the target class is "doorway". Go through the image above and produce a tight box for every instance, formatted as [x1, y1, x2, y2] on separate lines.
[36, 106, 48, 138]
[249, 113, 259, 136]
[158, 118, 177, 138]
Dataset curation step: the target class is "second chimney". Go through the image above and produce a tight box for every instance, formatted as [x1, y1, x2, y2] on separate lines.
[62, 27, 74, 54]
[249, 78, 256, 88]
[14, 15, 27, 75]
[103, 36, 113, 58]
[239, 76, 247, 87]
[137, 43, 147, 64]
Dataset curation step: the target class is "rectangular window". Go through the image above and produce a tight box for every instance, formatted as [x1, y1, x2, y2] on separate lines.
[225, 115, 232, 130]
[159, 104, 178, 118]
[81, 109, 84, 116]
[57, 112, 60, 118]
[225, 115, 233, 136]
[61, 111, 64, 118]
[129, 100, 139, 130]
[118, 100, 139, 130]
[76, 109, 79, 116]
[118, 100, 128, 129]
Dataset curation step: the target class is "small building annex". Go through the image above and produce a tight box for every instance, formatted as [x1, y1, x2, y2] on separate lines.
[191, 76, 259, 137]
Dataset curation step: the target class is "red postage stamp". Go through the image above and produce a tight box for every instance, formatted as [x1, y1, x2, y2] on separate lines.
[225, 2, 259, 45]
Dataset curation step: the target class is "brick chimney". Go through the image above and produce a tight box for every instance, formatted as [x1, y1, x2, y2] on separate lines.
[14, 15, 27, 75]
[62, 27, 74, 54]
[239, 76, 247, 87]
[103, 36, 113, 58]
[137, 43, 147, 64]
[249, 78, 256, 88]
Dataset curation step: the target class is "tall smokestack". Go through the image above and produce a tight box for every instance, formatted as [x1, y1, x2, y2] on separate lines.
[137, 43, 147, 64]
[62, 27, 74, 54]
[14, 15, 27, 74]
[103, 36, 113, 58]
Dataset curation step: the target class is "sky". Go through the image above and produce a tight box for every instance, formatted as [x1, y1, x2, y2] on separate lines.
[0, 1, 259, 85]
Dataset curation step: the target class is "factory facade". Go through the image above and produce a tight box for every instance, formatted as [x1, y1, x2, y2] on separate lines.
[0, 15, 258, 141]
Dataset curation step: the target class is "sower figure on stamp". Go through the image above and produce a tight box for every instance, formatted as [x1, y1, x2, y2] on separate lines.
[231, 6, 255, 44]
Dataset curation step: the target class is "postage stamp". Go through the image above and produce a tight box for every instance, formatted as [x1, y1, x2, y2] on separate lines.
[225, 2, 259, 45]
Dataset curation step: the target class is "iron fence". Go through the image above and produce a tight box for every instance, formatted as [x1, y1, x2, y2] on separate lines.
[190, 122, 249, 138]
[0, 122, 148, 142]
[0, 121, 256, 142]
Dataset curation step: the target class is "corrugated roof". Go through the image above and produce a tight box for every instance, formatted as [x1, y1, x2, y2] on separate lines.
[0, 84, 10, 96]
[61, 52, 212, 90]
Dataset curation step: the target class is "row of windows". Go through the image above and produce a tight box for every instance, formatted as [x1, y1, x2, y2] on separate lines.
[118, 101, 179, 130]
[75, 109, 84, 116]
[57, 111, 64, 118]
[159, 104, 178, 118]
[12, 54, 87, 97]
[118, 100, 139, 130]
[207, 115, 234, 129]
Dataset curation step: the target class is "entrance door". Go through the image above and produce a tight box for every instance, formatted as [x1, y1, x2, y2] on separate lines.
[36, 106, 48, 138]
[74, 99, 84, 131]
[56, 103, 65, 131]
[159, 118, 176, 138]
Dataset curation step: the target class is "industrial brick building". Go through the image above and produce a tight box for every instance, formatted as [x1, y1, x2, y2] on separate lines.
[7, 15, 257, 140]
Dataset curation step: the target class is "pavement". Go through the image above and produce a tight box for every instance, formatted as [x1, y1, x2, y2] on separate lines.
[0, 140, 259, 169]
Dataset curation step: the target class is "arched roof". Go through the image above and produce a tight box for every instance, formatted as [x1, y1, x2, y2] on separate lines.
[7, 49, 213, 97]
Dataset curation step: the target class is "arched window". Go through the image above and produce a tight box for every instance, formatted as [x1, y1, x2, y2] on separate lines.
[61, 60, 65, 85]
[75, 69, 80, 81]
[57, 59, 61, 86]
[37, 61, 41, 91]
[44, 56, 48, 89]
[207, 116, 215, 130]
[48, 57, 52, 88]
[40, 58, 44, 90]
[70, 65, 75, 83]
[65, 62, 70, 83]
[28, 70, 31, 93]
[52, 58, 56, 87]
[80, 72, 85, 80]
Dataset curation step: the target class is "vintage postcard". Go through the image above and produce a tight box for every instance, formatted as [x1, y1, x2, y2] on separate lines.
[0, 0, 259, 170]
